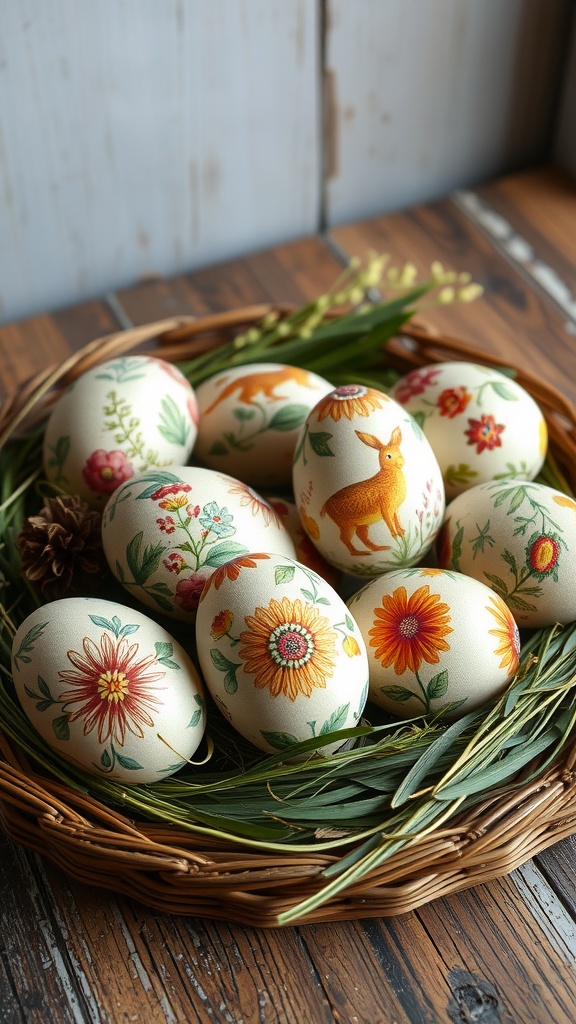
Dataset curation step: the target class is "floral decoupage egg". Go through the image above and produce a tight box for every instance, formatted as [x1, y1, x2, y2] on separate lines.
[437, 479, 576, 627]
[195, 552, 369, 756]
[11, 598, 207, 783]
[194, 362, 333, 488]
[349, 568, 520, 719]
[101, 467, 297, 621]
[391, 361, 547, 498]
[43, 356, 199, 507]
[292, 384, 445, 577]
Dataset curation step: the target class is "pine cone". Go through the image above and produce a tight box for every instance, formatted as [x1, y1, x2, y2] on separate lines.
[17, 495, 107, 599]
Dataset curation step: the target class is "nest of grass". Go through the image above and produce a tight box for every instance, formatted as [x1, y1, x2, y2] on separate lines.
[2, 286, 576, 927]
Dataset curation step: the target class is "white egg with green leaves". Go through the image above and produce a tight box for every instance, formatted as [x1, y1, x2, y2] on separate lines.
[194, 362, 333, 487]
[11, 598, 207, 783]
[195, 552, 369, 756]
[43, 355, 198, 508]
[101, 467, 296, 622]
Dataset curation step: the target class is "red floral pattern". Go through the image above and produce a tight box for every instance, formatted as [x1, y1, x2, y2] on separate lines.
[58, 633, 165, 744]
[82, 449, 134, 494]
[437, 386, 471, 418]
[394, 367, 441, 404]
[465, 414, 505, 453]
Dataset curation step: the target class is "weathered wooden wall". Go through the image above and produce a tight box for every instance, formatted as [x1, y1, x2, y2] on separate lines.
[554, 10, 576, 176]
[0, 0, 573, 324]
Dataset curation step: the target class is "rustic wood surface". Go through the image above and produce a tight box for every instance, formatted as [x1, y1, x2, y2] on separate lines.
[1, 166, 576, 1023]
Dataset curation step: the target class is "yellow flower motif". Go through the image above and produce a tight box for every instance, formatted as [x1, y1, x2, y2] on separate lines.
[314, 385, 388, 422]
[239, 596, 336, 701]
[486, 596, 520, 675]
[553, 494, 576, 512]
[538, 417, 548, 457]
[342, 635, 362, 657]
[299, 506, 320, 540]
[210, 609, 234, 639]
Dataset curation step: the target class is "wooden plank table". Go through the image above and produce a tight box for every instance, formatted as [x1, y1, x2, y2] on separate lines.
[1, 166, 576, 1024]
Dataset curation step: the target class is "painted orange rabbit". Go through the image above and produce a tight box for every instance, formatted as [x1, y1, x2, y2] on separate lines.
[203, 366, 316, 415]
[320, 427, 407, 555]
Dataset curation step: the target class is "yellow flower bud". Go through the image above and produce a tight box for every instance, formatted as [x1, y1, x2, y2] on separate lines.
[342, 635, 362, 657]
[348, 287, 365, 306]
[399, 262, 418, 287]
[457, 283, 484, 303]
[261, 311, 279, 329]
[431, 260, 445, 280]
[438, 286, 456, 304]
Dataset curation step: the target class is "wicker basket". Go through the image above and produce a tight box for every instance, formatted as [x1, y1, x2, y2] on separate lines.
[2, 308, 576, 928]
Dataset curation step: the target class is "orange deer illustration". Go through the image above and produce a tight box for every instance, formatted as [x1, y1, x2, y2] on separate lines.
[320, 428, 407, 555]
[204, 366, 316, 415]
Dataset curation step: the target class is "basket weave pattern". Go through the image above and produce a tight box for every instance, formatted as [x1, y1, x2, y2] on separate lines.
[1, 310, 576, 927]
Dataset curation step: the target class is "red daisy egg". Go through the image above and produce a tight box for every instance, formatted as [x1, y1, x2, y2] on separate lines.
[11, 597, 207, 783]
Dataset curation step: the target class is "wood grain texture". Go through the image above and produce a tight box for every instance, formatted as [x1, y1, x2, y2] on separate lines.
[554, 13, 576, 176]
[0, 0, 320, 324]
[330, 195, 576, 403]
[460, 167, 576, 327]
[325, 0, 573, 224]
[117, 237, 346, 323]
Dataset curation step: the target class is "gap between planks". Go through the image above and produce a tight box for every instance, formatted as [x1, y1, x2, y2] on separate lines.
[453, 189, 576, 335]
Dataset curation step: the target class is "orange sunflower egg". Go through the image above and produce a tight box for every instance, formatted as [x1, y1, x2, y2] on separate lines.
[348, 568, 520, 719]
[195, 552, 369, 756]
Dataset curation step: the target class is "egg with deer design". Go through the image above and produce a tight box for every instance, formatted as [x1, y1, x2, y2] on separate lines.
[292, 384, 445, 577]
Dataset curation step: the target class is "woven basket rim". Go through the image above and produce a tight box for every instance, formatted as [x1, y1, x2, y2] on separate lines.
[2, 307, 576, 927]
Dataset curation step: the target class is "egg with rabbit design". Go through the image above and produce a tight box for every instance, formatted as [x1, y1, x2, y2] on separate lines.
[292, 384, 445, 577]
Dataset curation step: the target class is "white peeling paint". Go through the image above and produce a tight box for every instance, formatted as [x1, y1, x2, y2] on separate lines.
[34, 858, 108, 1024]
[110, 904, 178, 1024]
[455, 189, 576, 332]
[13, 852, 93, 1024]
[512, 862, 576, 963]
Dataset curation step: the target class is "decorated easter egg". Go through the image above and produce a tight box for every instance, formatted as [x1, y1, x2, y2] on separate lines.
[43, 356, 198, 507]
[193, 362, 333, 487]
[348, 568, 520, 719]
[11, 597, 207, 783]
[292, 384, 445, 577]
[391, 361, 547, 498]
[195, 552, 369, 756]
[437, 480, 576, 627]
[101, 467, 297, 621]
